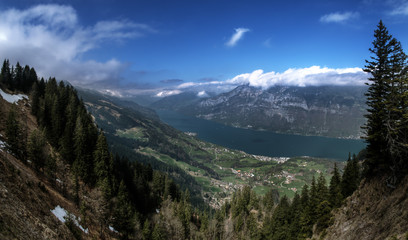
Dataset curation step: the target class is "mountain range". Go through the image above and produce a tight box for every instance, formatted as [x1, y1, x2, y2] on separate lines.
[151, 85, 368, 138]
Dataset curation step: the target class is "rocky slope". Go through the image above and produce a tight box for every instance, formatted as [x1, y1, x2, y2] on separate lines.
[152, 85, 367, 138]
[319, 175, 408, 240]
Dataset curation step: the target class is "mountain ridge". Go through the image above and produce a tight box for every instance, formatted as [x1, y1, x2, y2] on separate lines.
[152, 85, 367, 138]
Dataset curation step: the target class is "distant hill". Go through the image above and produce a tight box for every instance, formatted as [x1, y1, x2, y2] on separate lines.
[150, 91, 204, 112]
[151, 85, 367, 138]
[77, 87, 160, 121]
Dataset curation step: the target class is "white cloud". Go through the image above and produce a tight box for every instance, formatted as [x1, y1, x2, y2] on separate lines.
[226, 66, 368, 89]
[226, 28, 250, 47]
[177, 81, 220, 89]
[197, 91, 209, 97]
[390, 1, 408, 15]
[101, 89, 124, 97]
[0, 4, 154, 86]
[320, 11, 359, 23]
[171, 66, 367, 94]
[155, 90, 182, 97]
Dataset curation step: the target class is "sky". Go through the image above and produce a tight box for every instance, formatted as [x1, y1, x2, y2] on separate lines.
[0, 0, 407, 97]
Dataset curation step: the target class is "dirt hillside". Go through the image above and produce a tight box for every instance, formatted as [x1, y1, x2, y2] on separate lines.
[320, 175, 408, 240]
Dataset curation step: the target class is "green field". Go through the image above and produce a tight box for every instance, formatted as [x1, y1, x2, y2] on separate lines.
[142, 132, 343, 202]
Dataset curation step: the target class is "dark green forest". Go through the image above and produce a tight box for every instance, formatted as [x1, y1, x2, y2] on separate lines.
[1, 20, 407, 239]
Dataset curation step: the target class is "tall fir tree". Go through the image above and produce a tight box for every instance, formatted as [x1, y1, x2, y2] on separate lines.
[341, 154, 360, 198]
[94, 131, 114, 198]
[299, 184, 313, 239]
[27, 129, 46, 172]
[385, 38, 408, 174]
[112, 180, 135, 239]
[329, 163, 343, 208]
[5, 104, 21, 158]
[363, 20, 408, 176]
[0, 59, 11, 89]
[308, 176, 319, 223]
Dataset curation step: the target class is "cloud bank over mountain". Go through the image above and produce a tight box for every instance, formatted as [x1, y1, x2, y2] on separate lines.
[226, 66, 368, 89]
[172, 66, 368, 96]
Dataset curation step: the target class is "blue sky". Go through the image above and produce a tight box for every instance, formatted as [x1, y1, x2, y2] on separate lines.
[0, 0, 407, 96]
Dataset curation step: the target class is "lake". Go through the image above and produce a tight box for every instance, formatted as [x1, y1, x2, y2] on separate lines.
[156, 109, 366, 160]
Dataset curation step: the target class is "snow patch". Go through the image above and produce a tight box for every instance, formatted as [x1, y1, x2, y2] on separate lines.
[0, 139, 6, 151]
[51, 205, 88, 234]
[0, 88, 27, 104]
[51, 205, 66, 223]
[109, 225, 119, 233]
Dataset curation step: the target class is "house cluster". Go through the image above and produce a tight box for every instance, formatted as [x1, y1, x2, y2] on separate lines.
[184, 132, 197, 137]
[206, 179, 244, 209]
[231, 168, 255, 179]
[275, 170, 296, 184]
[252, 154, 289, 163]
[289, 187, 297, 192]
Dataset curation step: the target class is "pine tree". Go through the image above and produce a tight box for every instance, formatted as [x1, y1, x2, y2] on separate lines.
[385, 38, 408, 173]
[44, 154, 56, 179]
[341, 155, 361, 198]
[263, 188, 275, 211]
[112, 180, 135, 238]
[315, 200, 332, 233]
[22, 65, 31, 92]
[363, 20, 408, 176]
[299, 185, 313, 239]
[51, 95, 63, 145]
[364, 20, 392, 174]
[200, 211, 209, 232]
[27, 129, 46, 172]
[270, 195, 290, 240]
[30, 81, 40, 116]
[73, 113, 93, 183]
[5, 104, 22, 158]
[142, 219, 151, 240]
[59, 90, 79, 163]
[13, 62, 23, 91]
[151, 222, 166, 240]
[0, 59, 11, 89]
[300, 184, 310, 209]
[316, 173, 329, 203]
[308, 176, 319, 223]
[94, 131, 114, 198]
[72, 106, 97, 184]
[288, 193, 302, 239]
[329, 163, 343, 208]
[247, 212, 260, 239]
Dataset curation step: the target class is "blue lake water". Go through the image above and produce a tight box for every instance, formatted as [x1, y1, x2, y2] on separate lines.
[156, 109, 366, 160]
